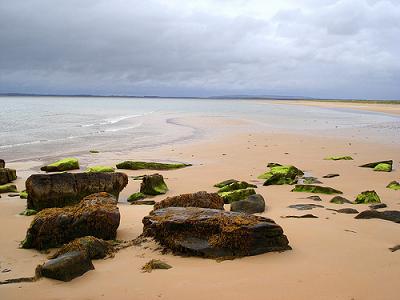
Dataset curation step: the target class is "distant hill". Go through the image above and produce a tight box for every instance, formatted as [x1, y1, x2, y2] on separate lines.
[209, 94, 314, 100]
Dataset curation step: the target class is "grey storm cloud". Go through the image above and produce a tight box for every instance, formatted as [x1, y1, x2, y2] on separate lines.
[0, 0, 399, 99]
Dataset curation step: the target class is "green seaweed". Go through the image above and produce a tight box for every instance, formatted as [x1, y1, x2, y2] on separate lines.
[354, 190, 381, 204]
[386, 181, 400, 190]
[85, 166, 115, 173]
[0, 184, 18, 193]
[373, 163, 392, 172]
[20, 190, 28, 199]
[41, 158, 79, 172]
[214, 179, 239, 188]
[291, 184, 343, 194]
[127, 192, 146, 202]
[219, 188, 256, 204]
[116, 161, 191, 170]
[324, 156, 353, 161]
[258, 165, 304, 185]
[218, 181, 257, 193]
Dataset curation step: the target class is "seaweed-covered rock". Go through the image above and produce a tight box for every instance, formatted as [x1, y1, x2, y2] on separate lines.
[0, 159, 5, 168]
[142, 207, 291, 258]
[217, 181, 257, 193]
[142, 259, 172, 273]
[214, 179, 239, 188]
[154, 191, 224, 210]
[359, 160, 393, 170]
[355, 210, 400, 223]
[140, 174, 168, 195]
[291, 185, 343, 194]
[230, 194, 265, 214]
[116, 161, 191, 170]
[0, 184, 17, 193]
[259, 165, 304, 185]
[219, 188, 256, 204]
[40, 158, 80, 172]
[26, 172, 128, 211]
[0, 168, 17, 185]
[330, 196, 353, 204]
[36, 251, 94, 282]
[354, 190, 380, 204]
[21, 193, 120, 250]
[127, 192, 146, 203]
[386, 181, 400, 190]
[85, 166, 115, 173]
[288, 204, 324, 210]
[324, 156, 353, 161]
[374, 163, 392, 172]
[19, 190, 28, 199]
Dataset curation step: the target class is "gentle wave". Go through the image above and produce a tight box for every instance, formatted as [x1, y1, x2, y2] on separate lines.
[81, 111, 153, 127]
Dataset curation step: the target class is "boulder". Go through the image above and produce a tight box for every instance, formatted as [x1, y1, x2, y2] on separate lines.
[36, 251, 94, 282]
[259, 165, 304, 185]
[0, 159, 4, 168]
[21, 193, 120, 250]
[142, 207, 291, 258]
[219, 188, 256, 204]
[154, 191, 224, 210]
[324, 156, 353, 161]
[354, 190, 380, 204]
[374, 163, 392, 172]
[291, 184, 343, 194]
[140, 174, 168, 195]
[288, 204, 324, 210]
[0, 168, 17, 185]
[230, 194, 265, 214]
[355, 210, 400, 223]
[359, 160, 392, 170]
[127, 192, 146, 203]
[330, 196, 353, 204]
[214, 179, 239, 188]
[26, 172, 128, 211]
[323, 174, 340, 178]
[85, 166, 115, 173]
[0, 184, 17, 194]
[40, 158, 80, 172]
[386, 181, 400, 190]
[217, 181, 257, 193]
[116, 161, 191, 170]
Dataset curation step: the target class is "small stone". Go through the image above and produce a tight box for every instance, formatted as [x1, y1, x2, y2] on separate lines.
[386, 181, 400, 190]
[282, 214, 318, 218]
[141, 259, 172, 273]
[323, 174, 340, 178]
[230, 194, 265, 214]
[306, 195, 322, 201]
[288, 204, 324, 210]
[330, 196, 353, 204]
[369, 203, 387, 210]
[291, 185, 342, 195]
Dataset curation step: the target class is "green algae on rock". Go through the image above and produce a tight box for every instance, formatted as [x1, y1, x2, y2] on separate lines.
[387, 181, 400, 190]
[373, 163, 392, 172]
[116, 161, 191, 170]
[40, 158, 80, 172]
[359, 160, 393, 169]
[217, 181, 257, 193]
[19, 209, 37, 216]
[85, 166, 115, 173]
[127, 192, 146, 202]
[354, 190, 381, 204]
[19, 190, 28, 199]
[0, 184, 17, 193]
[258, 165, 304, 186]
[291, 184, 343, 194]
[219, 188, 256, 204]
[0, 168, 17, 185]
[140, 174, 168, 195]
[324, 156, 353, 161]
[142, 259, 172, 273]
[214, 179, 239, 188]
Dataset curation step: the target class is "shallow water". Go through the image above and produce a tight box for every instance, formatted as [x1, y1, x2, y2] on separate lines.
[0, 96, 399, 161]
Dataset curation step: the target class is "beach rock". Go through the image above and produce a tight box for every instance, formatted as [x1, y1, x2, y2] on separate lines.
[288, 204, 324, 210]
[330, 196, 353, 204]
[131, 200, 156, 205]
[389, 245, 400, 252]
[386, 181, 400, 190]
[300, 177, 322, 184]
[214, 179, 239, 188]
[0, 159, 4, 168]
[26, 172, 128, 211]
[8, 193, 19, 197]
[327, 208, 359, 214]
[324, 156, 353, 161]
[355, 210, 400, 223]
[19, 190, 28, 199]
[21, 193, 120, 250]
[40, 158, 80, 172]
[49, 236, 113, 260]
[19, 209, 37, 216]
[116, 161, 191, 170]
[323, 174, 340, 178]
[306, 195, 322, 201]
[154, 191, 224, 210]
[85, 166, 115, 173]
[230, 194, 265, 214]
[374, 163, 392, 172]
[267, 163, 282, 167]
[217, 181, 257, 193]
[259, 165, 304, 185]
[0, 168, 17, 185]
[219, 188, 256, 204]
[140, 174, 168, 196]
[142, 207, 291, 258]
[142, 259, 172, 273]
[369, 203, 387, 210]
[359, 160, 393, 170]
[354, 190, 381, 204]
[282, 214, 318, 218]
[127, 192, 146, 203]
[89, 150, 99, 153]
[0, 184, 17, 194]
[291, 184, 343, 194]
[36, 251, 94, 282]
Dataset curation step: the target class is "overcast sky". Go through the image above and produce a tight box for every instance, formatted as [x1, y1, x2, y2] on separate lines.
[0, 0, 399, 99]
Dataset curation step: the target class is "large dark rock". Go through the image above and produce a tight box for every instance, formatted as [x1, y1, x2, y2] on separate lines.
[0, 159, 5, 168]
[142, 207, 291, 258]
[355, 210, 400, 223]
[22, 193, 120, 250]
[140, 174, 168, 195]
[36, 251, 94, 282]
[230, 194, 265, 214]
[26, 172, 128, 211]
[154, 191, 224, 210]
[0, 168, 17, 185]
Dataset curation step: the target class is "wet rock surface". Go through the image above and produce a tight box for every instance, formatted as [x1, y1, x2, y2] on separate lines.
[154, 191, 224, 210]
[359, 160, 393, 171]
[0, 184, 17, 194]
[355, 210, 400, 223]
[230, 194, 265, 214]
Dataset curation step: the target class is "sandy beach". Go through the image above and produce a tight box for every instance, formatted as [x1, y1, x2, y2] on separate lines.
[0, 102, 399, 300]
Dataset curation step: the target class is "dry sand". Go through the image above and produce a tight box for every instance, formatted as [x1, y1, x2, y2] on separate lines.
[0, 103, 399, 300]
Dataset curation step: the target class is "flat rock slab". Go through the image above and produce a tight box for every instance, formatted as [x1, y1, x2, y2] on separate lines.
[288, 204, 324, 210]
[355, 210, 400, 224]
[323, 174, 340, 178]
[154, 191, 224, 210]
[142, 207, 291, 258]
[369, 203, 387, 210]
[327, 208, 359, 214]
[282, 214, 318, 219]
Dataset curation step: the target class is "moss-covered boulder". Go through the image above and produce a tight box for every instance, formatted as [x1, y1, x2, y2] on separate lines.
[354, 190, 381, 204]
[359, 160, 393, 170]
[230, 194, 265, 214]
[154, 191, 224, 210]
[217, 181, 257, 193]
[219, 188, 256, 204]
[140, 174, 168, 196]
[0, 183, 17, 193]
[127, 192, 146, 202]
[116, 161, 191, 170]
[21, 193, 120, 250]
[26, 172, 128, 211]
[142, 207, 291, 258]
[0, 168, 17, 185]
[40, 158, 80, 172]
[85, 166, 115, 173]
[373, 163, 392, 172]
[330, 196, 353, 204]
[387, 181, 400, 190]
[324, 156, 353, 161]
[291, 184, 343, 194]
[214, 179, 239, 188]
[259, 165, 304, 185]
